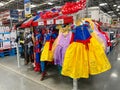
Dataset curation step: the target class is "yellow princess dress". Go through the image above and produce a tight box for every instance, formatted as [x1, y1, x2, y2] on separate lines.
[62, 24, 91, 79]
[41, 29, 58, 62]
[62, 24, 111, 79]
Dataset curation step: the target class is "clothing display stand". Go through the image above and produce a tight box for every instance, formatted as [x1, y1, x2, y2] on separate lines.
[15, 0, 90, 89]
[16, 42, 20, 68]
[10, 0, 113, 89]
[73, 79, 79, 90]
[16, 28, 20, 68]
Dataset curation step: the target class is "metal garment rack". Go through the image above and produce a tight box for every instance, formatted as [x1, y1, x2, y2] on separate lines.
[12, 0, 89, 90]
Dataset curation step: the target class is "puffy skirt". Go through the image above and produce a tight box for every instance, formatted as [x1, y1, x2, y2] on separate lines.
[62, 42, 89, 79]
[62, 37, 111, 79]
[41, 42, 53, 62]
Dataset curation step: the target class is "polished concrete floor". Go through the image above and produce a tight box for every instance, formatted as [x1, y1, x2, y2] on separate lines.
[0, 66, 51, 90]
[0, 42, 120, 90]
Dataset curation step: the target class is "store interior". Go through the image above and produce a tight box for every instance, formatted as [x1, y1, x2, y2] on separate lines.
[0, 0, 120, 90]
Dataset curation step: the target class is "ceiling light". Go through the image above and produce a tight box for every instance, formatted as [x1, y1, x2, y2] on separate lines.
[48, 2, 53, 5]
[31, 5, 37, 8]
[0, 3, 4, 6]
[112, 14, 117, 17]
[118, 5, 120, 8]
[116, 9, 119, 11]
[99, 3, 107, 6]
[113, 5, 117, 7]
[17, 9, 23, 12]
[110, 31, 114, 33]
[0, 0, 15, 7]
[118, 13, 120, 14]
[117, 57, 120, 60]
[54, 6, 61, 8]
[8, 0, 15, 3]
[108, 11, 113, 13]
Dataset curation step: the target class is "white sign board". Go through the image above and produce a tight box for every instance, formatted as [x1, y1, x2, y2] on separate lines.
[38, 21, 44, 25]
[47, 20, 54, 25]
[56, 19, 64, 24]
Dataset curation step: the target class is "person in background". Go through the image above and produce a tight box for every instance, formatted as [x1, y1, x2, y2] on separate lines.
[24, 30, 33, 65]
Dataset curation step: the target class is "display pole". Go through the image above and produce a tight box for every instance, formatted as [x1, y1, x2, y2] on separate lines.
[10, 18, 13, 29]
[16, 41, 20, 68]
[86, 0, 89, 17]
[73, 79, 78, 90]
[16, 0, 20, 68]
[98, 0, 101, 22]
[16, 28, 20, 68]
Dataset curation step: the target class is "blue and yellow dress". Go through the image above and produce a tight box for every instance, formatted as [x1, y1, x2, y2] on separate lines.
[41, 31, 58, 62]
[62, 24, 111, 79]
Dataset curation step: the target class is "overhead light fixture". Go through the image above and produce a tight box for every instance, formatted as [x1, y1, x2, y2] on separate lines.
[117, 57, 120, 60]
[99, 3, 107, 6]
[0, 0, 15, 7]
[54, 6, 61, 8]
[118, 13, 120, 14]
[110, 31, 114, 33]
[31, 3, 47, 9]
[8, 0, 15, 3]
[116, 9, 119, 11]
[108, 11, 113, 13]
[113, 5, 117, 7]
[118, 5, 120, 8]
[17, 9, 23, 12]
[0, 3, 4, 6]
[47, 2, 53, 5]
[112, 14, 117, 17]
[31, 5, 37, 8]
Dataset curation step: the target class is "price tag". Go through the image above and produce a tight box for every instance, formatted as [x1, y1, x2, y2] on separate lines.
[56, 19, 64, 24]
[47, 20, 54, 25]
[38, 21, 44, 25]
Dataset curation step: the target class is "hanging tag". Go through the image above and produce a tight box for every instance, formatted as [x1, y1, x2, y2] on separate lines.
[38, 21, 44, 25]
[56, 19, 64, 24]
[47, 20, 54, 25]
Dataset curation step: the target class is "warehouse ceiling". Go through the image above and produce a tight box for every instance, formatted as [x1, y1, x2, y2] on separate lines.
[89, 0, 120, 18]
[0, 0, 120, 18]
